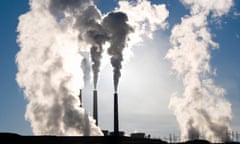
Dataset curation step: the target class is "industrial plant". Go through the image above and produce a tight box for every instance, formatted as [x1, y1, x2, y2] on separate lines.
[1, 87, 239, 144]
[2, 0, 238, 143]
[79, 88, 144, 137]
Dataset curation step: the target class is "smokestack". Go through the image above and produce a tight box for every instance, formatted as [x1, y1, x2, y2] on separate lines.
[93, 90, 98, 126]
[114, 93, 119, 135]
[79, 89, 82, 107]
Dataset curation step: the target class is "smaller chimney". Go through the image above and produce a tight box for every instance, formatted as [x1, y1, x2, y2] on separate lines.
[114, 93, 119, 135]
[79, 89, 82, 107]
[93, 90, 98, 125]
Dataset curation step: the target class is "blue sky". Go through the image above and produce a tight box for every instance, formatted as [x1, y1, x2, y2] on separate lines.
[0, 0, 239, 139]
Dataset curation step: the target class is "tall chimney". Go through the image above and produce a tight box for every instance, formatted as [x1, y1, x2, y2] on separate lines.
[114, 93, 119, 135]
[79, 89, 82, 107]
[93, 90, 98, 125]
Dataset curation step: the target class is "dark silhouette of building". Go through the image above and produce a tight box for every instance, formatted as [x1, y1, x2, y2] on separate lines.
[0, 133, 168, 144]
[130, 132, 145, 138]
[3, 90, 238, 144]
[2, 132, 240, 144]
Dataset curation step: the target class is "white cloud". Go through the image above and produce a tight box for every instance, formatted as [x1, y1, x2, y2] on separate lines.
[117, 0, 169, 40]
[233, 11, 240, 16]
[181, 0, 233, 17]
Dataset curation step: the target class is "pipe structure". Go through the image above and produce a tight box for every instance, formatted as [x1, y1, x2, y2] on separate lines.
[79, 89, 82, 107]
[114, 93, 119, 135]
[93, 90, 98, 126]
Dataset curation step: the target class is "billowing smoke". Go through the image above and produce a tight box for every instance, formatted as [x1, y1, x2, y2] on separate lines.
[16, 0, 104, 136]
[50, 0, 107, 89]
[102, 12, 133, 92]
[166, 0, 233, 142]
[75, 6, 107, 90]
[80, 52, 91, 86]
[117, 0, 169, 40]
[107, 0, 169, 92]
[16, 0, 170, 136]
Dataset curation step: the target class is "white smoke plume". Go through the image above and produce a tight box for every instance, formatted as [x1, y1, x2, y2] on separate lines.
[80, 52, 91, 86]
[16, 0, 170, 136]
[16, 0, 103, 136]
[166, 0, 233, 142]
[107, 0, 169, 92]
[117, 0, 169, 46]
[49, 0, 108, 90]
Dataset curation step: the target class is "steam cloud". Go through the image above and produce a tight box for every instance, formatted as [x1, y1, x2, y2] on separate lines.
[16, 0, 169, 136]
[16, 0, 105, 136]
[111, 0, 169, 92]
[50, 0, 107, 90]
[166, 0, 233, 142]
[80, 52, 91, 86]
[117, 0, 169, 39]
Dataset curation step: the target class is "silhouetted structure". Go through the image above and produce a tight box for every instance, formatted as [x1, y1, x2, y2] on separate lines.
[130, 132, 145, 138]
[93, 90, 98, 126]
[0, 133, 168, 144]
[2, 132, 239, 144]
[5, 88, 238, 144]
[79, 89, 82, 107]
[114, 93, 119, 136]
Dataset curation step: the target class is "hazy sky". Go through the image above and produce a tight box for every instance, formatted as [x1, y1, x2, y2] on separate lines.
[0, 0, 239, 139]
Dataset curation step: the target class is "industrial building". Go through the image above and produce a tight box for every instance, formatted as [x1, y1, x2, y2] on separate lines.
[0, 90, 239, 144]
[2, 132, 240, 144]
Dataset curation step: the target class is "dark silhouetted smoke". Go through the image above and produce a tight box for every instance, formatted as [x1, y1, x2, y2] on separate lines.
[102, 12, 133, 92]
